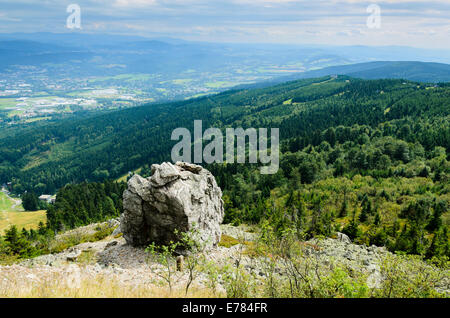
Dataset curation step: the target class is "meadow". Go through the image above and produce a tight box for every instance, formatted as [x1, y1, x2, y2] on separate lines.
[0, 191, 46, 234]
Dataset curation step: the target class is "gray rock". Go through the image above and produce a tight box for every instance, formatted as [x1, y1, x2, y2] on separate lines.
[344, 252, 356, 261]
[112, 225, 122, 237]
[366, 264, 382, 289]
[337, 232, 352, 244]
[121, 162, 224, 250]
[66, 249, 81, 262]
[105, 241, 119, 249]
[150, 162, 181, 187]
[107, 218, 120, 228]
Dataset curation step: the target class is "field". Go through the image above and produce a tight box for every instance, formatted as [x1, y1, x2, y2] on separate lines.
[87, 73, 155, 83]
[205, 81, 239, 88]
[0, 191, 46, 234]
[0, 98, 18, 109]
[116, 167, 142, 183]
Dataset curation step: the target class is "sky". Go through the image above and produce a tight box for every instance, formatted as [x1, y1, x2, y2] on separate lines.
[0, 0, 449, 49]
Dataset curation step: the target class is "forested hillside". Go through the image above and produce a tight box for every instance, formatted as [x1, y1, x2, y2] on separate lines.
[0, 75, 448, 261]
[252, 61, 450, 86]
[0, 180, 125, 260]
[46, 180, 126, 231]
[0, 76, 448, 194]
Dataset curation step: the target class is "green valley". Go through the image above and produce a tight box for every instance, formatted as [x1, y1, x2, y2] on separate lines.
[0, 75, 448, 264]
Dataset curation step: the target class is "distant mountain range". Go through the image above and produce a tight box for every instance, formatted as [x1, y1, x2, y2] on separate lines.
[0, 35, 351, 75]
[237, 61, 450, 88]
[290, 61, 450, 83]
[0, 32, 449, 78]
[0, 32, 449, 116]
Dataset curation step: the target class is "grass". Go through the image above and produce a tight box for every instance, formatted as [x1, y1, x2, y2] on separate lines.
[0, 191, 20, 211]
[218, 234, 255, 256]
[0, 211, 47, 234]
[185, 92, 215, 100]
[205, 81, 237, 88]
[116, 167, 142, 183]
[7, 110, 24, 117]
[87, 73, 154, 83]
[0, 191, 46, 234]
[172, 79, 193, 85]
[0, 221, 221, 298]
[0, 272, 219, 298]
[49, 225, 114, 254]
[0, 98, 18, 109]
[76, 250, 97, 265]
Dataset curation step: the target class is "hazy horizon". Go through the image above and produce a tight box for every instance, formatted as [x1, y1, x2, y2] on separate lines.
[0, 0, 449, 49]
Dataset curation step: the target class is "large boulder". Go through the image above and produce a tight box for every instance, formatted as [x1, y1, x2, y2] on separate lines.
[120, 162, 224, 249]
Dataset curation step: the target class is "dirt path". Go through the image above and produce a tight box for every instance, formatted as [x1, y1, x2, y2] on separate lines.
[11, 198, 21, 210]
[0, 188, 22, 227]
[1, 187, 21, 210]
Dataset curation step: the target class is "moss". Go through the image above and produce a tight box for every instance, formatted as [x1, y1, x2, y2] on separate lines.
[218, 234, 240, 248]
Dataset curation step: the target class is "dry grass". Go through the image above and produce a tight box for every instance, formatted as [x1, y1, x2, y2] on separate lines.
[0, 269, 220, 298]
[0, 210, 47, 234]
[0, 191, 47, 235]
[76, 250, 98, 265]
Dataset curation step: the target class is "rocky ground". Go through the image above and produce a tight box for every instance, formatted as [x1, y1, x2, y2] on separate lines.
[0, 220, 448, 297]
[3, 223, 257, 295]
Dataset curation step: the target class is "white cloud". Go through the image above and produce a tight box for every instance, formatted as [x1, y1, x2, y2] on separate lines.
[0, 0, 449, 48]
[113, 0, 157, 8]
[0, 11, 21, 22]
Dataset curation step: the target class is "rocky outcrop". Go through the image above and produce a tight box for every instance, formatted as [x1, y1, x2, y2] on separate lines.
[336, 232, 351, 244]
[120, 162, 224, 249]
[66, 248, 81, 262]
[14, 221, 449, 297]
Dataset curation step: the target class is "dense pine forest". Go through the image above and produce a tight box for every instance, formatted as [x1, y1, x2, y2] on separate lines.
[0, 180, 125, 260]
[45, 180, 126, 231]
[0, 76, 448, 194]
[0, 75, 448, 262]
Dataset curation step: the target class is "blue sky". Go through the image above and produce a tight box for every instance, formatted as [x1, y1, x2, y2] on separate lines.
[0, 0, 449, 48]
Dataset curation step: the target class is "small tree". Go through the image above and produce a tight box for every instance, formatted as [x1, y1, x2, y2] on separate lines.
[426, 227, 449, 261]
[145, 240, 180, 294]
[339, 199, 348, 218]
[342, 208, 361, 240]
[426, 201, 445, 232]
[374, 212, 381, 226]
[3, 225, 37, 258]
[359, 195, 372, 223]
[175, 226, 208, 296]
[22, 192, 39, 211]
